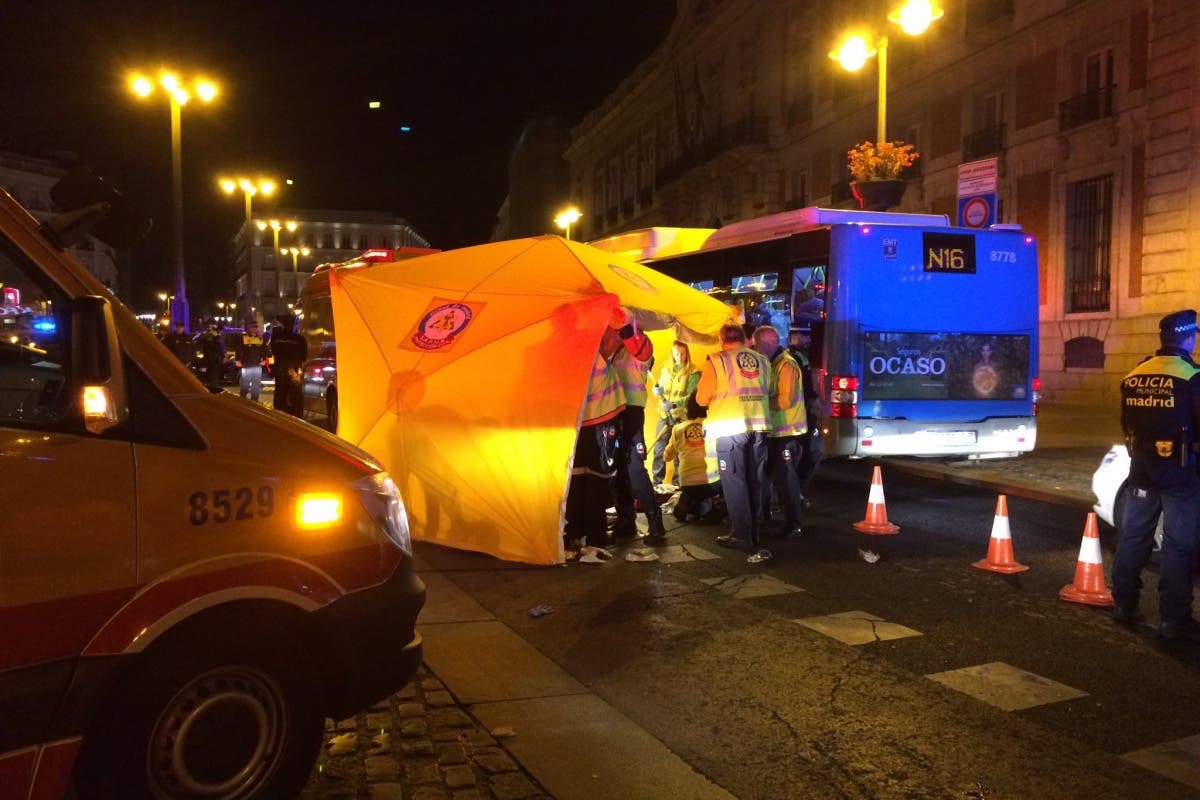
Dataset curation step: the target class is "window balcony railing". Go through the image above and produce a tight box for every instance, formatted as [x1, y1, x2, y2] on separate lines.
[962, 122, 1006, 161]
[1059, 85, 1116, 132]
[654, 116, 770, 189]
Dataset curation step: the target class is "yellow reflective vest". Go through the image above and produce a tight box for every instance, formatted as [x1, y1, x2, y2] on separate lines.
[768, 349, 808, 437]
[665, 419, 718, 486]
[702, 347, 771, 438]
[657, 362, 700, 418]
[613, 346, 650, 408]
[581, 352, 624, 425]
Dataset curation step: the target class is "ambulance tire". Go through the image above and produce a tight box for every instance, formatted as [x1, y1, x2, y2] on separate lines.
[75, 618, 324, 800]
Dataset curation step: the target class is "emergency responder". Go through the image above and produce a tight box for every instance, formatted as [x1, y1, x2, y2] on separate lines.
[664, 391, 721, 522]
[651, 340, 700, 486]
[752, 325, 807, 539]
[565, 309, 627, 549]
[270, 314, 307, 417]
[696, 322, 772, 562]
[162, 321, 193, 366]
[1111, 309, 1200, 640]
[197, 321, 225, 391]
[236, 320, 267, 403]
[610, 307, 668, 543]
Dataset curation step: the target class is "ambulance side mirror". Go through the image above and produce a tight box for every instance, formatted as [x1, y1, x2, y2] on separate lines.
[72, 295, 128, 435]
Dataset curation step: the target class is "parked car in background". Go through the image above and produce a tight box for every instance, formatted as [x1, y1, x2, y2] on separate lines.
[1092, 443, 1163, 548]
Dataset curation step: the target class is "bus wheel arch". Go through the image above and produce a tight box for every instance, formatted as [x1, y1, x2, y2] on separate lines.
[74, 601, 328, 799]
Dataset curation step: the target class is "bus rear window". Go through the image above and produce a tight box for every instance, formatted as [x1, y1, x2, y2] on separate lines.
[732, 273, 778, 294]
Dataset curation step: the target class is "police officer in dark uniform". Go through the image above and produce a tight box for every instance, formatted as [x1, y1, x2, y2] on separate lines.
[163, 321, 193, 367]
[270, 314, 308, 417]
[1111, 309, 1200, 640]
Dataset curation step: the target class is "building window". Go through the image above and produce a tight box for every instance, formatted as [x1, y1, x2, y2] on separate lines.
[1064, 336, 1105, 369]
[1065, 175, 1113, 313]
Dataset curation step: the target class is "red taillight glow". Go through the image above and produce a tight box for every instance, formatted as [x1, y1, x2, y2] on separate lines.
[833, 376, 858, 391]
[830, 375, 858, 417]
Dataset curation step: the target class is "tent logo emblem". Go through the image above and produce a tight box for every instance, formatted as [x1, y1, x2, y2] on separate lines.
[411, 302, 474, 350]
[607, 263, 660, 295]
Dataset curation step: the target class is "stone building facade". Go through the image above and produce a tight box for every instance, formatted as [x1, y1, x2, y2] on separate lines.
[564, 0, 1200, 407]
[0, 151, 120, 291]
[230, 209, 429, 325]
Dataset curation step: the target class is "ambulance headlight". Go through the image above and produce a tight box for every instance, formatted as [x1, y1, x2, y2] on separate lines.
[354, 472, 412, 556]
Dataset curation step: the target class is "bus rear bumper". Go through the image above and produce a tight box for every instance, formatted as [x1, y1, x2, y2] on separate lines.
[830, 417, 1037, 458]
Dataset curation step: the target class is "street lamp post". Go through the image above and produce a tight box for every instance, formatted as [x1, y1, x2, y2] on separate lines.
[829, 0, 943, 143]
[554, 206, 582, 241]
[257, 219, 298, 305]
[220, 177, 277, 323]
[131, 71, 219, 333]
[282, 246, 311, 273]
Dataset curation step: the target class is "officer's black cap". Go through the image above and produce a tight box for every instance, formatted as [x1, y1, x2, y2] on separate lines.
[1159, 309, 1198, 337]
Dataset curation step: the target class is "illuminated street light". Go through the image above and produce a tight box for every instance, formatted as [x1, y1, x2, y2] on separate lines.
[554, 206, 582, 241]
[282, 246, 312, 274]
[257, 219, 299, 301]
[829, 0, 943, 143]
[221, 176, 279, 320]
[129, 69, 220, 332]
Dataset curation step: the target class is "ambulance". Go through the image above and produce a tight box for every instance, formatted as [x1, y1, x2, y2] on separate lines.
[0, 173, 424, 797]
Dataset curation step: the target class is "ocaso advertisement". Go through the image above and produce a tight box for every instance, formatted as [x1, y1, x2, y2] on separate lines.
[861, 331, 1030, 401]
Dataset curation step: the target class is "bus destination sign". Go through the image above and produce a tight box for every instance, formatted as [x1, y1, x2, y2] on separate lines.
[923, 232, 976, 274]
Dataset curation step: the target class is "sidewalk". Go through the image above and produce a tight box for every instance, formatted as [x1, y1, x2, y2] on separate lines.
[885, 402, 1122, 509]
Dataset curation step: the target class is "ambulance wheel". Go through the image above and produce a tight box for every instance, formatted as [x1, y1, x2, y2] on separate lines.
[326, 388, 339, 432]
[76, 623, 324, 800]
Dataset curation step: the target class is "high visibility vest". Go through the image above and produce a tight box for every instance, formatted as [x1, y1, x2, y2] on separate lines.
[768, 349, 808, 437]
[613, 346, 650, 408]
[659, 362, 700, 411]
[668, 419, 717, 486]
[703, 347, 771, 438]
[581, 352, 625, 425]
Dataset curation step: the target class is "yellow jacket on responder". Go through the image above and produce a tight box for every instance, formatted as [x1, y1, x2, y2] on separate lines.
[581, 351, 625, 425]
[664, 419, 718, 486]
[697, 346, 771, 438]
[657, 362, 700, 419]
[767, 349, 808, 437]
[613, 346, 651, 408]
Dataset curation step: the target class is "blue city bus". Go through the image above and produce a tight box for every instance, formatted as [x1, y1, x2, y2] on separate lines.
[591, 207, 1039, 459]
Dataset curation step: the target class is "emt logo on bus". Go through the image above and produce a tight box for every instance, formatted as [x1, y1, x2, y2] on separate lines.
[923, 233, 976, 274]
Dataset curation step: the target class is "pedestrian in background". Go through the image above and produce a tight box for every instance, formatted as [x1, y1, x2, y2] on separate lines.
[237, 321, 267, 403]
[789, 332, 825, 511]
[270, 314, 307, 417]
[752, 325, 807, 540]
[1111, 309, 1200, 640]
[609, 307, 668, 543]
[197, 322, 225, 391]
[664, 391, 722, 523]
[163, 321, 193, 367]
[696, 322, 772, 562]
[651, 340, 700, 487]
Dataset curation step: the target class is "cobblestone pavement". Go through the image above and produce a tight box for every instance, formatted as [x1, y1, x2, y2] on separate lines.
[300, 665, 550, 800]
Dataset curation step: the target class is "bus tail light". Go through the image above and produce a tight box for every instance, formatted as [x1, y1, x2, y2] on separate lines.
[831, 375, 858, 418]
[1032, 377, 1041, 415]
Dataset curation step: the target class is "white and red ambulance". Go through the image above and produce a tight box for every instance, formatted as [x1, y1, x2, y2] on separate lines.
[0, 175, 424, 798]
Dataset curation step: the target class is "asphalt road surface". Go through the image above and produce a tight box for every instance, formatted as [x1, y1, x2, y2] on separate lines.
[427, 459, 1200, 799]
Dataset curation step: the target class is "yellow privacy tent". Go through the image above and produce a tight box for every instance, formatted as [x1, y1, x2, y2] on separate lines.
[331, 235, 736, 565]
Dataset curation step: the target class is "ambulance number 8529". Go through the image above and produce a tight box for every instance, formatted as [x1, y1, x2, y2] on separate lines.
[189, 486, 275, 525]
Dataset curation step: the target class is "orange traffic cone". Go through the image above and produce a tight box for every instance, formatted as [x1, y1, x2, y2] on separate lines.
[853, 465, 900, 535]
[972, 495, 1029, 573]
[1059, 513, 1114, 606]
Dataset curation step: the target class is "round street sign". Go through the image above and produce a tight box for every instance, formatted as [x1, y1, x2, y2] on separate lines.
[962, 196, 991, 228]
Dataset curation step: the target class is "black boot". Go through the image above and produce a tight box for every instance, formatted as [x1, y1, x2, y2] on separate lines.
[645, 508, 668, 542]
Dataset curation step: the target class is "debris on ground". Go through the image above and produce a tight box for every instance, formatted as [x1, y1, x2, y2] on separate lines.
[528, 604, 554, 618]
[579, 546, 613, 564]
[490, 726, 517, 738]
[858, 548, 881, 564]
[625, 548, 659, 562]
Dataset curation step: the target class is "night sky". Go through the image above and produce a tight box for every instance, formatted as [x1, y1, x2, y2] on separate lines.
[1, 1, 675, 309]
